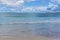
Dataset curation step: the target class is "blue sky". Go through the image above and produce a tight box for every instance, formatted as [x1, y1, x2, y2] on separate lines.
[0, 0, 60, 12]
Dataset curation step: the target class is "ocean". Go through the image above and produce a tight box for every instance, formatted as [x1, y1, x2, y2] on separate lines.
[0, 12, 60, 37]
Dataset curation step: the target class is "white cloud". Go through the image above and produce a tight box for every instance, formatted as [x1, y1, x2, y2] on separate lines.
[22, 6, 48, 12]
[0, 0, 36, 6]
[0, 0, 24, 6]
[48, 3, 58, 10]
[36, 7, 47, 11]
[25, 0, 36, 2]
[0, 0, 59, 12]
[51, 0, 60, 4]
[22, 7, 33, 12]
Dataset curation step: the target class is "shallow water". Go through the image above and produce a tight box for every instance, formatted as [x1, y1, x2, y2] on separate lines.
[0, 16, 60, 37]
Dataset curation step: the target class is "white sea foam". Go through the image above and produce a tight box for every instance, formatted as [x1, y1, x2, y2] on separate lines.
[0, 20, 60, 24]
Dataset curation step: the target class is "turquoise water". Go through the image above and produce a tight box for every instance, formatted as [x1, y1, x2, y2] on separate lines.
[0, 13, 60, 37]
[0, 17, 60, 24]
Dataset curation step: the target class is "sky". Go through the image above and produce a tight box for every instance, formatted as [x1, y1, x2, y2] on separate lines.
[0, 0, 60, 12]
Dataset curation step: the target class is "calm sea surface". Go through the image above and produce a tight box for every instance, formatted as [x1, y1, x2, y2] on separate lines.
[0, 13, 60, 37]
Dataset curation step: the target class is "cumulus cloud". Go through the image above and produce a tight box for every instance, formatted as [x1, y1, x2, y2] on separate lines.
[0, 0, 24, 6]
[0, 0, 59, 12]
[22, 7, 33, 12]
[0, 0, 36, 6]
[22, 6, 48, 12]
[36, 7, 47, 11]
[21, 3, 59, 12]
[48, 3, 58, 10]
[51, 0, 60, 4]
[25, 0, 36, 2]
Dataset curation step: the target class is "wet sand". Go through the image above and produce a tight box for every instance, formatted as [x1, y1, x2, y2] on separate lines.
[1, 35, 60, 40]
[0, 35, 50, 40]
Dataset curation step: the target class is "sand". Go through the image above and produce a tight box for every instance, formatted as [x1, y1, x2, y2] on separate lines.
[0, 35, 50, 40]
[1, 35, 60, 40]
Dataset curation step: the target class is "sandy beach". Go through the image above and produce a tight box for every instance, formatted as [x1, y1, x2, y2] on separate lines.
[1, 35, 60, 40]
[0, 35, 50, 40]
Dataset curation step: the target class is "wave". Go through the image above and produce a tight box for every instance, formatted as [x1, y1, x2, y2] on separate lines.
[0, 20, 60, 24]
